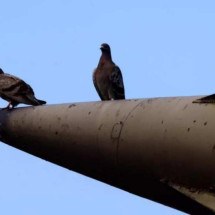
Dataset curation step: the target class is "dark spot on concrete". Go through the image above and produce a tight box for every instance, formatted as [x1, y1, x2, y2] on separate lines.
[183, 104, 188, 110]
[111, 122, 123, 139]
[193, 120, 196, 123]
[212, 145, 215, 151]
[57, 117, 61, 121]
[187, 128, 190, 132]
[161, 120, 164, 124]
[55, 131, 58, 135]
[140, 103, 145, 109]
[68, 104, 76, 108]
[164, 129, 167, 133]
[204, 122, 207, 126]
[147, 99, 153, 104]
[88, 111, 91, 115]
[116, 110, 120, 117]
[98, 124, 103, 130]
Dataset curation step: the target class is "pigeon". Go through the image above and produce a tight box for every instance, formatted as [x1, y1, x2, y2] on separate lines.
[0, 68, 46, 109]
[93, 43, 125, 100]
[193, 94, 215, 104]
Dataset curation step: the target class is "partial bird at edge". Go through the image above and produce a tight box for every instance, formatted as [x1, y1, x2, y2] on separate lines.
[193, 94, 215, 104]
[0, 68, 46, 109]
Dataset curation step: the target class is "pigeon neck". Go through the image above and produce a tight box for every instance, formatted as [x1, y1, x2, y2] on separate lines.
[98, 52, 112, 67]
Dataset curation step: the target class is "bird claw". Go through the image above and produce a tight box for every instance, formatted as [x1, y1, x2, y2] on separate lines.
[1, 102, 15, 110]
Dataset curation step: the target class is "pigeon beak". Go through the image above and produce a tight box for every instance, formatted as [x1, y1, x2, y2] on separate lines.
[100, 45, 104, 50]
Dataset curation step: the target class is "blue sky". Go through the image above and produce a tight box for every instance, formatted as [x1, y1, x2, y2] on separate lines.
[0, 1, 215, 214]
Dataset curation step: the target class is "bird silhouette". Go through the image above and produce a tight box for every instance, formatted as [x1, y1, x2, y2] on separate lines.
[0, 68, 46, 109]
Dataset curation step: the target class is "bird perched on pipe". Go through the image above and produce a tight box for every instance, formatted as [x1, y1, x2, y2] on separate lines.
[0, 68, 46, 109]
[93, 43, 125, 100]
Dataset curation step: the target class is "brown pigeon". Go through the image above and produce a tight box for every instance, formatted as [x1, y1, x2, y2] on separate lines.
[93, 43, 125, 100]
[0, 68, 46, 109]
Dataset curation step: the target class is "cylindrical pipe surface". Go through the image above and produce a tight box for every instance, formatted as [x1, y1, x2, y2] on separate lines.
[0, 97, 214, 214]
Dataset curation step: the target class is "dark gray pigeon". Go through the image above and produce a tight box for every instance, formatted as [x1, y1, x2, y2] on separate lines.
[93, 43, 125, 100]
[0, 68, 46, 109]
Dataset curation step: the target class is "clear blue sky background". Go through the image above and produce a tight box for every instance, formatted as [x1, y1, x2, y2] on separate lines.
[0, 1, 214, 214]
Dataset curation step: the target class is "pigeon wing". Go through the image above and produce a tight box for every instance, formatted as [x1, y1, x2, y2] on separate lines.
[0, 74, 22, 91]
[109, 66, 125, 99]
[0, 73, 34, 96]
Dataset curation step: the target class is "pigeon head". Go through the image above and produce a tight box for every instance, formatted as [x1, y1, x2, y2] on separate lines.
[0, 68, 4, 74]
[100, 43, 111, 53]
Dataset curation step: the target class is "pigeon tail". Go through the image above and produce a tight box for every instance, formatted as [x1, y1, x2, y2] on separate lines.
[36, 99, 46, 105]
[25, 95, 46, 106]
[30, 98, 46, 106]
